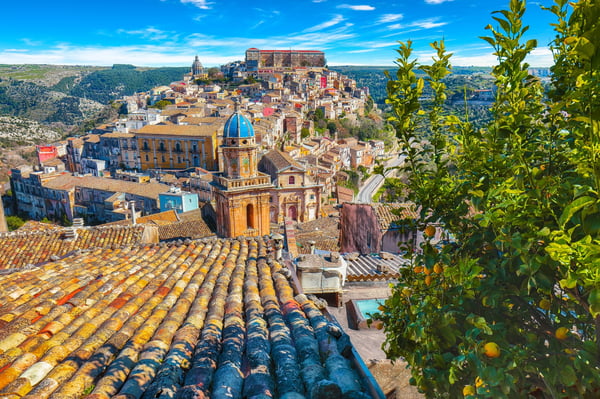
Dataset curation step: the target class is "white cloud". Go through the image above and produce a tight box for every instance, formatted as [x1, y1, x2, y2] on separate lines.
[117, 27, 173, 41]
[303, 15, 345, 32]
[338, 4, 375, 11]
[347, 49, 376, 53]
[388, 17, 447, 30]
[424, 0, 453, 4]
[21, 38, 42, 46]
[377, 14, 403, 24]
[0, 44, 238, 67]
[180, 0, 213, 10]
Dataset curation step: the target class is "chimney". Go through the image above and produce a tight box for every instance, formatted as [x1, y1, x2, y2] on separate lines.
[130, 201, 137, 225]
[272, 233, 284, 260]
[308, 240, 316, 254]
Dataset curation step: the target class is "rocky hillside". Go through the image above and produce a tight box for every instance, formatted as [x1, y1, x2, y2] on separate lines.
[0, 79, 104, 128]
[0, 116, 62, 147]
[0, 64, 188, 129]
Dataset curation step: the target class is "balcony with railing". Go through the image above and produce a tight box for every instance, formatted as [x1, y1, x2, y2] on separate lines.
[213, 174, 272, 190]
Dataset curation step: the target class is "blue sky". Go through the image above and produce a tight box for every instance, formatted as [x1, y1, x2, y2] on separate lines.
[1, 0, 558, 67]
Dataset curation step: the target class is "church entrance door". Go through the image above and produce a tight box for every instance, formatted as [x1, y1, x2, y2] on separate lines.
[287, 205, 297, 221]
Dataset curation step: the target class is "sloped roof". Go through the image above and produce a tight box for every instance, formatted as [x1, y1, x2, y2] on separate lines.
[44, 174, 170, 200]
[17, 221, 60, 232]
[0, 237, 379, 398]
[134, 124, 218, 137]
[373, 203, 418, 231]
[262, 149, 302, 172]
[344, 253, 409, 282]
[136, 209, 180, 224]
[156, 219, 215, 241]
[0, 225, 147, 270]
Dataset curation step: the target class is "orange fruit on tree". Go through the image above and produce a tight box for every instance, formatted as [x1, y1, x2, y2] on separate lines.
[425, 275, 432, 286]
[424, 267, 432, 275]
[463, 385, 475, 396]
[555, 327, 569, 340]
[424, 225, 436, 238]
[475, 376, 484, 388]
[413, 266, 424, 273]
[433, 263, 443, 274]
[483, 342, 500, 358]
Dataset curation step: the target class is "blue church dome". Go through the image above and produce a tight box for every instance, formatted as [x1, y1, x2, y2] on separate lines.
[223, 111, 255, 138]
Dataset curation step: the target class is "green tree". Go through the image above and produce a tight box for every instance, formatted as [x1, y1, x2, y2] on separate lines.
[326, 121, 337, 134]
[6, 215, 25, 231]
[150, 100, 171, 110]
[378, 0, 600, 397]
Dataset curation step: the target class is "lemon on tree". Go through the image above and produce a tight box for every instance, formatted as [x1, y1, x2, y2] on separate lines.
[483, 342, 500, 358]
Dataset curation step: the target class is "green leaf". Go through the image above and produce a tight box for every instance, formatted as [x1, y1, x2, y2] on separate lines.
[559, 196, 596, 228]
[589, 288, 600, 318]
[559, 366, 577, 387]
[559, 274, 578, 289]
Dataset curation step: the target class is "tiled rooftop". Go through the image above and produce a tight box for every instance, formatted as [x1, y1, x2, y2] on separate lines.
[262, 150, 300, 171]
[0, 225, 147, 270]
[295, 216, 340, 255]
[16, 221, 60, 232]
[156, 219, 215, 241]
[373, 203, 418, 231]
[344, 253, 408, 282]
[44, 174, 170, 199]
[0, 238, 378, 398]
[134, 124, 218, 137]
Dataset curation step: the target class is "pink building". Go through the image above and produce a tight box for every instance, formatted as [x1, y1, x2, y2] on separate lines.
[36, 145, 60, 164]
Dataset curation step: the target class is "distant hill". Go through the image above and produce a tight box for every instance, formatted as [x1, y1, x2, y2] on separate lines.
[0, 64, 189, 129]
[330, 65, 494, 106]
[64, 65, 189, 103]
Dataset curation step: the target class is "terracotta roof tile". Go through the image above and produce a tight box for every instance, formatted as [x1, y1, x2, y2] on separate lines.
[44, 174, 170, 199]
[262, 150, 301, 171]
[136, 210, 179, 224]
[17, 221, 60, 232]
[134, 124, 218, 137]
[0, 225, 147, 270]
[156, 219, 215, 241]
[0, 238, 381, 398]
[373, 203, 418, 231]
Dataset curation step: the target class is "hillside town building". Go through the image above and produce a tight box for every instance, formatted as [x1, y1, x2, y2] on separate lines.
[245, 48, 326, 70]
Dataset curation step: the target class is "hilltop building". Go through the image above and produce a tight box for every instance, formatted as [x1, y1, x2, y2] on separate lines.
[212, 106, 273, 237]
[191, 55, 204, 76]
[245, 48, 326, 70]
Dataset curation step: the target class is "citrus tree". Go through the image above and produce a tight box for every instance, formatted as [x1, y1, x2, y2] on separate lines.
[378, 0, 600, 397]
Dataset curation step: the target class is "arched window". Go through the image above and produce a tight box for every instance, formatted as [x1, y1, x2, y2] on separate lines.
[175, 142, 181, 152]
[289, 176, 295, 185]
[246, 203, 255, 229]
[143, 141, 149, 151]
[159, 141, 165, 151]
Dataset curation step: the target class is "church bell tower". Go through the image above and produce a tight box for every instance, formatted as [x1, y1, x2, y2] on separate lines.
[212, 104, 273, 237]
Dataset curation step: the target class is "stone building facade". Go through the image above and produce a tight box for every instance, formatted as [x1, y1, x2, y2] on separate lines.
[245, 48, 326, 70]
[258, 150, 321, 223]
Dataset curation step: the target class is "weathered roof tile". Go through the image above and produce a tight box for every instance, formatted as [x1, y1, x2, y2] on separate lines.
[0, 238, 381, 398]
